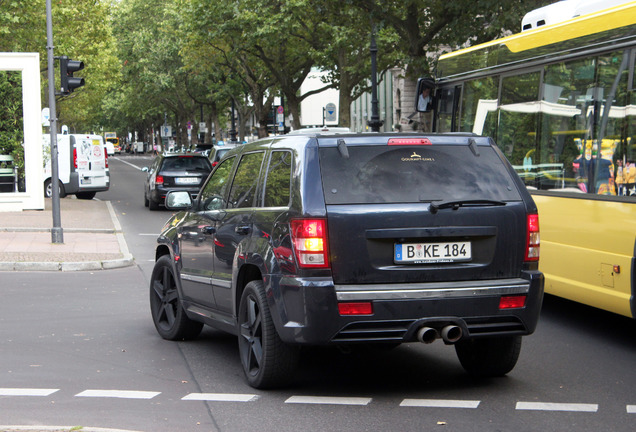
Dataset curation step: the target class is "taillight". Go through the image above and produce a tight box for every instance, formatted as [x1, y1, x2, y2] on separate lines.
[291, 219, 329, 268]
[338, 302, 373, 315]
[155, 174, 164, 185]
[499, 295, 527, 309]
[525, 214, 540, 261]
[104, 149, 109, 168]
[73, 148, 78, 169]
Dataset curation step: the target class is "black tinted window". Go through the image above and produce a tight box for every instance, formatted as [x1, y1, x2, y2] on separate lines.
[161, 156, 211, 171]
[264, 151, 292, 207]
[319, 145, 521, 204]
[228, 152, 264, 208]
[199, 157, 234, 210]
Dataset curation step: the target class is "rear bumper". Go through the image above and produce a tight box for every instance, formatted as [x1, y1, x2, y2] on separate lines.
[67, 172, 110, 194]
[272, 272, 544, 345]
[149, 186, 200, 204]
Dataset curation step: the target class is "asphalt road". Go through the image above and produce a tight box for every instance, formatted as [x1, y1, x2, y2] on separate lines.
[1, 154, 634, 432]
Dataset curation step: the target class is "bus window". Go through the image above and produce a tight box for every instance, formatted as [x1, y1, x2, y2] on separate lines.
[436, 86, 459, 133]
[497, 71, 540, 189]
[460, 76, 498, 135]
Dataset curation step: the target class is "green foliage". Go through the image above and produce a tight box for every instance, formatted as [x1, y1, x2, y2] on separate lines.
[0, 71, 24, 178]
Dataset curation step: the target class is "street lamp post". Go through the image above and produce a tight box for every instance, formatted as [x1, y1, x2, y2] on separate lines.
[367, 25, 383, 132]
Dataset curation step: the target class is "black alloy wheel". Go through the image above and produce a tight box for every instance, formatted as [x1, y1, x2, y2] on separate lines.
[149, 255, 203, 340]
[238, 280, 299, 389]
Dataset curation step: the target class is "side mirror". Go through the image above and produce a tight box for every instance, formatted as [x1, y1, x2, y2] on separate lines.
[165, 190, 193, 210]
[141, 166, 149, 172]
[416, 77, 435, 113]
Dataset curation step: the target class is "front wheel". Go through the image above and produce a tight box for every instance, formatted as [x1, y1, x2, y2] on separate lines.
[238, 280, 299, 389]
[455, 336, 522, 377]
[149, 255, 203, 340]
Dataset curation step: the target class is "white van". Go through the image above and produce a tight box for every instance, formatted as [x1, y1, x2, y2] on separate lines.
[42, 134, 111, 199]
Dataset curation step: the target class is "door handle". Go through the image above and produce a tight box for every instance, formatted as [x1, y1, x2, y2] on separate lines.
[235, 225, 251, 235]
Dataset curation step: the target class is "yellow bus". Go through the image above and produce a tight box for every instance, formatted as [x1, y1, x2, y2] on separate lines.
[422, 0, 636, 318]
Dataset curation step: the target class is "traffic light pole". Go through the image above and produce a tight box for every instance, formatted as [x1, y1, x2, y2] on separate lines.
[46, 0, 63, 244]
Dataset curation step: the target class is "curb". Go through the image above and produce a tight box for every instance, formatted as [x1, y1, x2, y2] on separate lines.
[0, 201, 135, 272]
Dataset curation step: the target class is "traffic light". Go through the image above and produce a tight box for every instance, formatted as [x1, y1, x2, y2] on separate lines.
[59, 55, 85, 95]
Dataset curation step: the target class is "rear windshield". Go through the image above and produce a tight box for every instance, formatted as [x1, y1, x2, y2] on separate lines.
[319, 145, 521, 204]
[161, 156, 211, 171]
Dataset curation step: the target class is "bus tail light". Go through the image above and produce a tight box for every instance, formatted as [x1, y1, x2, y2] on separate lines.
[291, 219, 329, 268]
[525, 214, 540, 261]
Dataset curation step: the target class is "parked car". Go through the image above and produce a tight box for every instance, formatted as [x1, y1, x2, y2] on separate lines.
[208, 142, 240, 167]
[142, 153, 212, 210]
[149, 132, 544, 389]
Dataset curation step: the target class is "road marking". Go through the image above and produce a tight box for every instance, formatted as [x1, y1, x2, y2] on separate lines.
[516, 401, 598, 412]
[0, 388, 58, 396]
[113, 157, 144, 171]
[400, 399, 480, 408]
[285, 396, 372, 405]
[139, 233, 159, 236]
[182, 393, 259, 402]
[75, 390, 160, 399]
[627, 405, 636, 413]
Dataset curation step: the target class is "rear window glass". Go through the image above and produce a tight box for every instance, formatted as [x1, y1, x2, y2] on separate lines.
[161, 156, 211, 171]
[319, 145, 521, 204]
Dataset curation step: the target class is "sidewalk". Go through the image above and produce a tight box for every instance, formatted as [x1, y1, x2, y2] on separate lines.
[0, 197, 134, 271]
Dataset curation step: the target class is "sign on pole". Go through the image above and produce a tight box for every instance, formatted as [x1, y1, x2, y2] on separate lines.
[325, 102, 337, 123]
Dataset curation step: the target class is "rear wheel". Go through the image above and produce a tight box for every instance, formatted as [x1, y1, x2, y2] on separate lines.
[76, 191, 96, 200]
[44, 179, 66, 198]
[144, 193, 149, 207]
[148, 197, 160, 210]
[455, 336, 522, 377]
[238, 280, 299, 389]
[149, 255, 203, 340]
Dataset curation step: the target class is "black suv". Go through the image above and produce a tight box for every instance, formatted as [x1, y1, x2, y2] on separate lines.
[150, 132, 544, 388]
[142, 153, 212, 210]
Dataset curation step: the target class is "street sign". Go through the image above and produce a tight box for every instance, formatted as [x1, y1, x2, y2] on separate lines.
[277, 105, 284, 114]
[161, 126, 172, 137]
[325, 103, 337, 122]
[41, 108, 50, 127]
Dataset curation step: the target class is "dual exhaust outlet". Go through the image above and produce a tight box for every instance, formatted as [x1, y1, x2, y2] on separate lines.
[416, 325, 463, 344]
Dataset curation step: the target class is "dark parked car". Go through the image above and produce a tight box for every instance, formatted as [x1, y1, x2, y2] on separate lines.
[149, 132, 544, 388]
[208, 142, 239, 167]
[142, 153, 212, 210]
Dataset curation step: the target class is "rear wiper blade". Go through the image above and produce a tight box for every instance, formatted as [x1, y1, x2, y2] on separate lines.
[429, 199, 506, 214]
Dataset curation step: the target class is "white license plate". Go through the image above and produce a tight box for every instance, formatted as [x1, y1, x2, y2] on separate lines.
[395, 241, 471, 263]
[175, 177, 199, 185]
[80, 177, 92, 185]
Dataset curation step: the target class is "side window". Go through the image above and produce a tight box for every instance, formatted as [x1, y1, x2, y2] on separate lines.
[228, 152, 264, 208]
[263, 151, 292, 207]
[199, 157, 235, 211]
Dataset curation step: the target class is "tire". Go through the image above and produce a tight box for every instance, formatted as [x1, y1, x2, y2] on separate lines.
[148, 197, 160, 210]
[76, 191, 96, 200]
[149, 255, 203, 341]
[238, 280, 299, 389]
[455, 335, 522, 377]
[44, 179, 66, 198]
[144, 192, 149, 207]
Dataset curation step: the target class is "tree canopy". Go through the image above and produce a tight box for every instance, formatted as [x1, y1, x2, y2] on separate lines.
[0, 0, 551, 142]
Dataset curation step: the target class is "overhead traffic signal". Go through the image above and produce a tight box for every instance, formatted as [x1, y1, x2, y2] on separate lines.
[59, 55, 85, 95]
